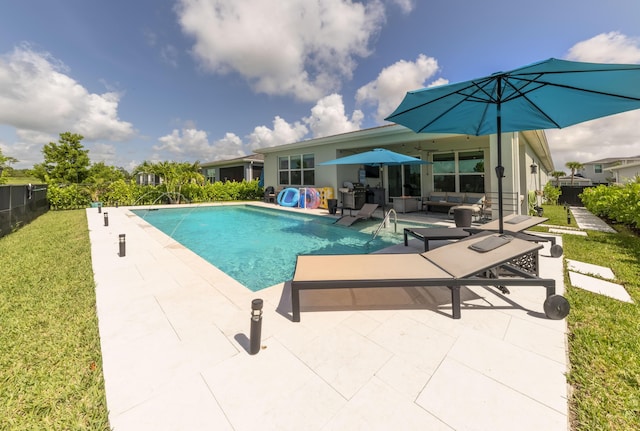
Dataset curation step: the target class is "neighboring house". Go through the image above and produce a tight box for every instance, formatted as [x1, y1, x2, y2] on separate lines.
[608, 161, 640, 184]
[200, 154, 264, 183]
[582, 156, 640, 184]
[136, 172, 162, 186]
[555, 175, 592, 186]
[255, 124, 555, 217]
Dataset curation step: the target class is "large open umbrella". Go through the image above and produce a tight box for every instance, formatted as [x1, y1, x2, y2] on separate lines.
[319, 148, 430, 213]
[385, 58, 640, 233]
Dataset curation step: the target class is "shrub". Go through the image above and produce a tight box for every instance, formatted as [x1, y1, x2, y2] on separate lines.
[580, 181, 640, 229]
[543, 182, 561, 205]
[47, 184, 91, 209]
[47, 179, 264, 210]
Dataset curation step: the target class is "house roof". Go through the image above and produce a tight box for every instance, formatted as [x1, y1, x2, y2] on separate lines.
[584, 155, 640, 164]
[200, 153, 263, 168]
[607, 161, 640, 171]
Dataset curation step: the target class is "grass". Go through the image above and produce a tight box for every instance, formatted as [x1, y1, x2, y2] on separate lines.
[536, 205, 640, 430]
[2, 176, 41, 185]
[0, 210, 109, 430]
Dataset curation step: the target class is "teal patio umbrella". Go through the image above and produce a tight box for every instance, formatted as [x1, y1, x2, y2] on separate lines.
[319, 148, 431, 213]
[385, 58, 640, 233]
[318, 148, 431, 167]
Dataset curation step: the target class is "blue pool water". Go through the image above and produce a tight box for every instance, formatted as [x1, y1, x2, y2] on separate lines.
[132, 205, 401, 291]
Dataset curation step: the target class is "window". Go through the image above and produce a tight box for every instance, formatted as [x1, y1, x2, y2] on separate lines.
[278, 154, 315, 186]
[459, 151, 485, 193]
[594, 164, 602, 174]
[203, 168, 216, 183]
[432, 150, 485, 193]
[433, 152, 455, 192]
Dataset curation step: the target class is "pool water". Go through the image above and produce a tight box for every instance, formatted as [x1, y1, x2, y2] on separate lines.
[132, 205, 404, 291]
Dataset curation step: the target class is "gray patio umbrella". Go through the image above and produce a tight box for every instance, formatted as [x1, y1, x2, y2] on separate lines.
[385, 58, 640, 233]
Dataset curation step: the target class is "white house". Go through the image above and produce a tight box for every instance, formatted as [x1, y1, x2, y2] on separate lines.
[200, 154, 263, 183]
[255, 124, 554, 218]
[582, 156, 640, 184]
[608, 161, 640, 184]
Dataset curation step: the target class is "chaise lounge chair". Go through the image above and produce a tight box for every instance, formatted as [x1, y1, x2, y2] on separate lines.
[404, 214, 562, 257]
[291, 232, 569, 322]
[335, 203, 378, 226]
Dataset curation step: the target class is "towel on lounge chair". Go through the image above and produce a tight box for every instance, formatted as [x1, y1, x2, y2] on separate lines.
[291, 232, 560, 321]
[480, 214, 548, 232]
[335, 203, 378, 226]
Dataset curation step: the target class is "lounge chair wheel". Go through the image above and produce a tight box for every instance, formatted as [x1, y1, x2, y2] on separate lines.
[543, 294, 570, 320]
[497, 285, 510, 295]
[550, 244, 564, 258]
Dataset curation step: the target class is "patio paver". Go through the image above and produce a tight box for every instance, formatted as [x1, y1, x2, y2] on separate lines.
[87, 204, 569, 431]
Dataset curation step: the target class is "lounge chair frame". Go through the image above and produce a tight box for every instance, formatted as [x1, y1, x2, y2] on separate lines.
[291, 233, 557, 322]
[404, 214, 562, 257]
[334, 203, 378, 226]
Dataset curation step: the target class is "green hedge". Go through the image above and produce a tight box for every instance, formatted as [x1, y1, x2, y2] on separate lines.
[580, 181, 640, 229]
[47, 179, 264, 209]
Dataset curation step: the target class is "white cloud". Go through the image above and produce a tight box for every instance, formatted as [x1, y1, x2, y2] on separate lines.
[0, 45, 135, 142]
[89, 143, 118, 165]
[155, 94, 365, 162]
[548, 32, 640, 169]
[566, 32, 640, 64]
[175, 0, 386, 101]
[154, 127, 250, 162]
[388, 0, 415, 14]
[355, 54, 442, 124]
[304, 93, 363, 137]
[247, 116, 308, 151]
[154, 127, 217, 160]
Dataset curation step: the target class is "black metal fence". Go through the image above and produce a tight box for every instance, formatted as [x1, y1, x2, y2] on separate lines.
[559, 185, 595, 206]
[0, 184, 49, 238]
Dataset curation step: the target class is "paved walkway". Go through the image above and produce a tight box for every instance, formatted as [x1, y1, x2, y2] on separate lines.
[569, 206, 616, 233]
[88, 204, 569, 431]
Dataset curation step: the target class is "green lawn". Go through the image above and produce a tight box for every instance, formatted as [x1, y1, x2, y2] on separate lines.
[536, 205, 640, 430]
[2, 176, 41, 185]
[0, 210, 109, 430]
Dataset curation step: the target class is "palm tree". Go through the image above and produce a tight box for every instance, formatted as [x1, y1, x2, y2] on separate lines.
[565, 162, 584, 185]
[550, 170, 566, 186]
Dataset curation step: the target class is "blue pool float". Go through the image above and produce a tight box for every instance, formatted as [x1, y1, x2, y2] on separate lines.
[299, 188, 320, 209]
[277, 188, 300, 207]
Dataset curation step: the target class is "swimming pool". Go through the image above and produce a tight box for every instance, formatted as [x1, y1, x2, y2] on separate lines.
[132, 205, 406, 291]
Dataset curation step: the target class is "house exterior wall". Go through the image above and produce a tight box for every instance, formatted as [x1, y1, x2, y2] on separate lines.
[582, 162, 617, 184]
[609, 162, 640, 183]
[257, 125, 553, 217]
[583, 158, 640, 184]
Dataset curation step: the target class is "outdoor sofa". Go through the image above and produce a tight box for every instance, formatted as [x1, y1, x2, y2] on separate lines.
[422, 192, 485, 214]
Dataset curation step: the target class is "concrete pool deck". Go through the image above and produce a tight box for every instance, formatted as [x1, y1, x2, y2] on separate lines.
[88, 203, 569, 431]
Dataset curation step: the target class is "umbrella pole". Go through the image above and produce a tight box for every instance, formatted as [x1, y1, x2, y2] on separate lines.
[496, 94, 504, 234]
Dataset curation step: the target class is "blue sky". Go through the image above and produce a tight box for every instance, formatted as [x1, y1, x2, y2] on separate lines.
[1, 0, 640, 171]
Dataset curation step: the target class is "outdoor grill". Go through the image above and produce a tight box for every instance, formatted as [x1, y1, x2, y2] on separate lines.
[339, 183, 366, 209]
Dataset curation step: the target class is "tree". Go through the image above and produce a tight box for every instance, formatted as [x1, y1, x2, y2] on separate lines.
[33, 132, 90, 184]
[565, 161, 584, 185]
[0, 148, 18, 184]
[132, 160, 204, 203]
[550, 170, 566, 186]
[86, 162, 126, 201]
